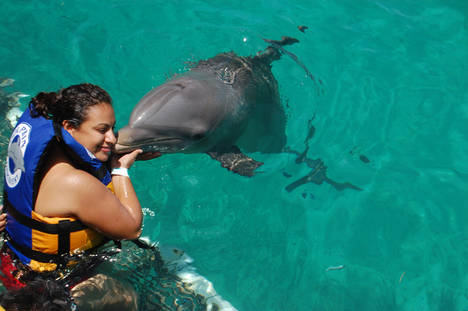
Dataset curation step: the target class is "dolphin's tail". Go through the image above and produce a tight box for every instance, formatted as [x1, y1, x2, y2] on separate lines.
[255, 36, 299, 64]
[256, 36, 320, 86]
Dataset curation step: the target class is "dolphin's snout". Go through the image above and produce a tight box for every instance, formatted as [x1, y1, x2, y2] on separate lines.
[116, 126, 134, 144]
[114, 126, 154, 153]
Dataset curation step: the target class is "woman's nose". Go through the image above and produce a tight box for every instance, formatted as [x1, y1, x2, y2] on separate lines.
[106, 130, 117, 144]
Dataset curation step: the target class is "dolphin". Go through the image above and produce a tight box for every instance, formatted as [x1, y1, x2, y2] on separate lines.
[116, 37, 300, 176]
[0, 78, 28, 128]
[0, 78, 14, 88]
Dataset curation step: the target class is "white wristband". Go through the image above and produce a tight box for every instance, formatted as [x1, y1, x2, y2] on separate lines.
[111, 167, 129, 177]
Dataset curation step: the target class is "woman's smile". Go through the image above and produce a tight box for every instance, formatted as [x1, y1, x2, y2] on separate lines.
[65, 102, 117, 162]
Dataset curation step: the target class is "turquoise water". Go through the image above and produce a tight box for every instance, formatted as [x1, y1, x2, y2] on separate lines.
[1, 0, 468, 310]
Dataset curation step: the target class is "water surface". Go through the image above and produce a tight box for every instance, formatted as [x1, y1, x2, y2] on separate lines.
[1, 1, 467, 310]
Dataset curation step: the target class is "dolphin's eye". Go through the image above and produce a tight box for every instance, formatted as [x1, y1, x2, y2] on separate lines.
[191, 133, 205, 140]
[174, 83, 186, 90]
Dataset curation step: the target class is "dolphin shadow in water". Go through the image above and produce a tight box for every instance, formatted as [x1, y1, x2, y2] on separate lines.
[284, 116, 362, 193]
[116, 37, 311, 177]
[0, 78, 28, 129]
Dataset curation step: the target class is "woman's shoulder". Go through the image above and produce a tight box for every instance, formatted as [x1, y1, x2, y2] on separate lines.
[35, 149, 108, 217]
[42, 147, 97, 187]
[49, 162, 98, 188]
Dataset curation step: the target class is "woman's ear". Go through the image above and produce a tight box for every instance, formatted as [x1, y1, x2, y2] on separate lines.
[62, 120, 75, 134]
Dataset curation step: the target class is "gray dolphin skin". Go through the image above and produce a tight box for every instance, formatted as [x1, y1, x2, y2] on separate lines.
[116, 37, 299, 176]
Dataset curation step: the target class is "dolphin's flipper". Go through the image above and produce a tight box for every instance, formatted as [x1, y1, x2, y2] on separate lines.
[207, 146, 263, 177]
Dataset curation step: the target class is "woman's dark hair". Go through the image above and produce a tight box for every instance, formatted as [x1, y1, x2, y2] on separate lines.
[29, 83, 112, 128]
[0, 276, 72, 311]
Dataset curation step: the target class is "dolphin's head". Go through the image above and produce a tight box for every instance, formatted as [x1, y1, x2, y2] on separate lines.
[115, 73, 231, 154]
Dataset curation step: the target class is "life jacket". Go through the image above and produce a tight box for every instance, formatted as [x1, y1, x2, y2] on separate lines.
[3, 107, 112, 272]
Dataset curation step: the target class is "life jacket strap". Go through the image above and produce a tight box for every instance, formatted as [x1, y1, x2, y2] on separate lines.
[6, 235, 63, 263]
[57, 220, 71, 255]
[131, 238, 156, 250]
[4, 196, 87, 234]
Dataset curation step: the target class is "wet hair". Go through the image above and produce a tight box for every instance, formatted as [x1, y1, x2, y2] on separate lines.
[0, 276, 72, 311]
[29, 83, 112, 128]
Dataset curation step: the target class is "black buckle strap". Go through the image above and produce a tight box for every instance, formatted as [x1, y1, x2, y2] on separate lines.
[5, 197, 87, 234]
[57, 220, 71, 255]
[131, 238, 156, 250]
[6, 236, 61, 263]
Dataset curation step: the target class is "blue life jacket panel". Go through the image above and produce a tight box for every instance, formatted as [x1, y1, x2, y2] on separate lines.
[4, 107, 112, 271]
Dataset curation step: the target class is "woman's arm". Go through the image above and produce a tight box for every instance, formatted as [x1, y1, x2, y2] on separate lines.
[0, 206, 6, 231]
[69, 173, 143, 240]
[37, 149, 146, 240]
[71, 149, 144, 240]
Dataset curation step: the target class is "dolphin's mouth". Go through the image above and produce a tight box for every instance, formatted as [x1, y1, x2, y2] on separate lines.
[114, 137, 186, 154]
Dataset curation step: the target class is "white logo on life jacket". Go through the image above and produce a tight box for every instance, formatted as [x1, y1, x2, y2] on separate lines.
[5, 122, 31, 188]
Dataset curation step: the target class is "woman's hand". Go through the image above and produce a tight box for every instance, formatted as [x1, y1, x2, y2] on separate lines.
[0, 205, 6, 231]
[111, 149, 143, 169]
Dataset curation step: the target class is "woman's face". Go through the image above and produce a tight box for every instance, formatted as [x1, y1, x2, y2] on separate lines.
[65, 102, 117, 162]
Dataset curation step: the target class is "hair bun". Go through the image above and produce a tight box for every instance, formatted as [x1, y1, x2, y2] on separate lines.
[30, 91, 58, 119]
[29, 83, 112, 127]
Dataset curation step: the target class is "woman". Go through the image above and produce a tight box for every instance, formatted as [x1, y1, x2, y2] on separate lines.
[1, 83, 157, 307]
[0, 208, 5, 232]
